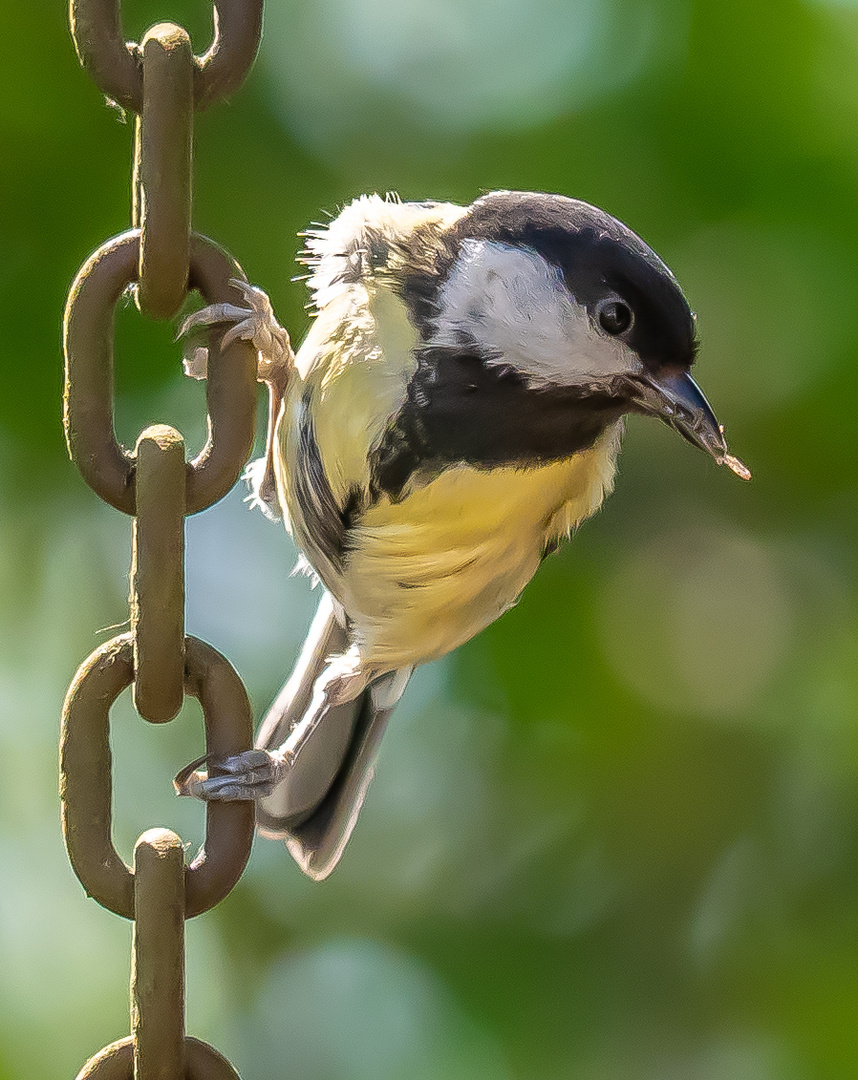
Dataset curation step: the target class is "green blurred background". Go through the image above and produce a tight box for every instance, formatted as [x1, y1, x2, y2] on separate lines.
[1, 0, 857, 1076]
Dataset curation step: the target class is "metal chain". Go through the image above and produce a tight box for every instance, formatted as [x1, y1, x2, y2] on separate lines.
[61, 2, 264, 1076]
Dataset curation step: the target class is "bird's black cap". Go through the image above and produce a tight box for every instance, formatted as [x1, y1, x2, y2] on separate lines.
[452, 191, 698, 371]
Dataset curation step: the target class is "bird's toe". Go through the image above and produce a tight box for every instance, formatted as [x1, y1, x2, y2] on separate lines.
[174, 749, 289, 802]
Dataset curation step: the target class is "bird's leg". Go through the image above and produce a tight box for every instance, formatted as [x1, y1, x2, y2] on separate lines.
[178, 278, 294, 512]
[174, 647, 372, 804]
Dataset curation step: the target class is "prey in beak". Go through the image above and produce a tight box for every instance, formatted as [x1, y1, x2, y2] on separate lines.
[624, 369, 751, 481]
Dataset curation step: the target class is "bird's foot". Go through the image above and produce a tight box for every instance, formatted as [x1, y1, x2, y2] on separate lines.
[178, 278, 293, 520]
[177, 278, 293, 391]
[174, 748, 290, 802]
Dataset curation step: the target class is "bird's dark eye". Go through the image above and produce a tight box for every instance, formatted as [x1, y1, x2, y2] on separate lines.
[597, 300, 632, 335]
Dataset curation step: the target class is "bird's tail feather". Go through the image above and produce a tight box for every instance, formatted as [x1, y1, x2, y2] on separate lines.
[255, 591, 411, 880]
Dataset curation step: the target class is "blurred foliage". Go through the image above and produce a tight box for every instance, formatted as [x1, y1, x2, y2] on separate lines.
[0, 0, 857, 1077]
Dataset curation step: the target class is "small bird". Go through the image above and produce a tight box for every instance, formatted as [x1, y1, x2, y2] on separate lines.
[176, 191, 750, 880]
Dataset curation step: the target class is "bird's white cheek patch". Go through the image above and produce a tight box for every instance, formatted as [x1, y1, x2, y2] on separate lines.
[429, 239, 639, 386]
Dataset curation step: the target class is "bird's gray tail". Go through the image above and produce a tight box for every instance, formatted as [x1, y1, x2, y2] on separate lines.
[254, 591, 411, 880]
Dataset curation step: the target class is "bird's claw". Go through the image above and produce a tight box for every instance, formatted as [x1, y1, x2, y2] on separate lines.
[174, 748, 290, 802]
[177, 278, 293, 521]
[176, 278, 293, 389]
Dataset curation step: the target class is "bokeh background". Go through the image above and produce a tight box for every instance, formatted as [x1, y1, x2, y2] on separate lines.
[1, 0, 857, 1076]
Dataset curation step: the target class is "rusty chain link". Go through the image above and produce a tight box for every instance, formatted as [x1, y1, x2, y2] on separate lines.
[69, 0, 263, 113]
[61, 0, 263, 1075]
[63, 232, 257, 516]
[134, 23, 194, 319]
[62, 635, 255, 919]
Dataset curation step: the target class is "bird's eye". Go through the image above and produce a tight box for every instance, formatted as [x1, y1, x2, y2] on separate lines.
[597, 300, 633, 335]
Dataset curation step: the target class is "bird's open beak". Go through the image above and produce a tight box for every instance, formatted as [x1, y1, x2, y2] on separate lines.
[627, 370, 751, 480]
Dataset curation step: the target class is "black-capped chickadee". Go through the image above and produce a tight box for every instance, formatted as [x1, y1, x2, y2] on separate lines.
[177, 191, 750, 880]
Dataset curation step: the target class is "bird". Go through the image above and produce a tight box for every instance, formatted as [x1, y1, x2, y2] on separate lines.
[175, 190, 750, 881]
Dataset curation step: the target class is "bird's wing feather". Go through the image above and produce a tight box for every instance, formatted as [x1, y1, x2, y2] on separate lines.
[275, 273, 426, 604]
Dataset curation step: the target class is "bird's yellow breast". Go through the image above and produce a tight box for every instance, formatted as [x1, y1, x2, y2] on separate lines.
[339, 425, 622, 671]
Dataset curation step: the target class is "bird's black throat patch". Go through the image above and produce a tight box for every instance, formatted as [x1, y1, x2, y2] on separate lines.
[369, 347, 626, 500]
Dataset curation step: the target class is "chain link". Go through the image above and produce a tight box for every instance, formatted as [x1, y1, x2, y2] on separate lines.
[61, 0, 263, 1074]
[63, 232, 257, 516]
[69, 0, 264, 113]
[132, 425, 186, 721]
[61, 635, 255, 920]
[73, 1037, 241, 1080]
[132, 830, 186, 1073]
[134, 23, 194, 319]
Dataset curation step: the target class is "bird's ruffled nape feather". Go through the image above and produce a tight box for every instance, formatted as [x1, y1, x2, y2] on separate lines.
[298, 194, 467, 312]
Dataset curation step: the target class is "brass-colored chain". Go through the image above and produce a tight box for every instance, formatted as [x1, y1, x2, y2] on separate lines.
[63, 232, 257, 516]
[61, 1, 263, 1075]
[134, 24, 194, 320]
[70, 0, 263, 114]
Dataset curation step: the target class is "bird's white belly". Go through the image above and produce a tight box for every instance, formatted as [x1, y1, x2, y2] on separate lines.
[339, 429, 621, 672]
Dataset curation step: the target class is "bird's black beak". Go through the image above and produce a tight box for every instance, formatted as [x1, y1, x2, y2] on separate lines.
[626, 370, 751, 480]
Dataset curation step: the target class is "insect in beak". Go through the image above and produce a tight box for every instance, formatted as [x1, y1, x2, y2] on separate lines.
[625, 370, 751, 480]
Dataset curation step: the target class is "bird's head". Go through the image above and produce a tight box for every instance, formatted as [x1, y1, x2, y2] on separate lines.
[301, 191, 749, 485]
[393, 191, 749, 478]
